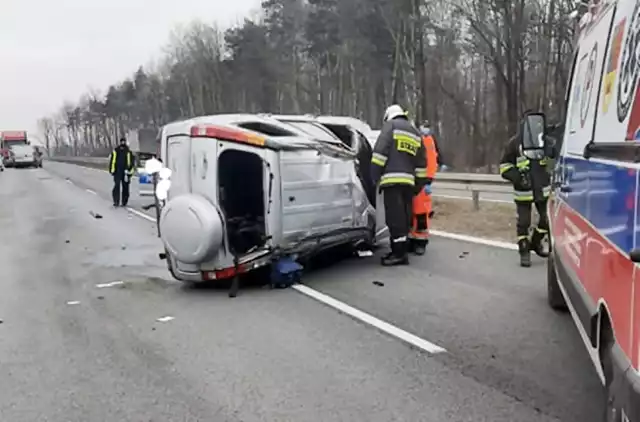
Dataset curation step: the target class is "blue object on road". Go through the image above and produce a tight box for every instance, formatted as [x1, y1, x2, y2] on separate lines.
[424, 184, 432, 195]
[139, 173, 152, 184]
[270, 256, 303, 289]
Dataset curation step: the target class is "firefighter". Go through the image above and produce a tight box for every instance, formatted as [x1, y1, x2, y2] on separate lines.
[109, 137, 135, 207]
[408, 123, 438, 255]
[499, 112, 555, 267]
[371, 105, 428, 266]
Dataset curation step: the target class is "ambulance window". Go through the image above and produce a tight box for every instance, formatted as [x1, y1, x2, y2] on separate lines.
[236, 122, 297, 137]
[564, 49, 580, 118]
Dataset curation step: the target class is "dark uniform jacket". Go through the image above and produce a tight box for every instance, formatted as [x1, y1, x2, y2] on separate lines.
[499, 135, 554, 203]
[371, 117, 428, 190]
[109, 145, 135, 177]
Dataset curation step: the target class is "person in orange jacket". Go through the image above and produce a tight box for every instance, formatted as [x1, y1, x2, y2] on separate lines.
[408, 121, 438, 255]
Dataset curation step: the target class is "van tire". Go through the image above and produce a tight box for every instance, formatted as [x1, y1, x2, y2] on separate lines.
[600, 326, 620, 422]
[547, 252, 568, 311]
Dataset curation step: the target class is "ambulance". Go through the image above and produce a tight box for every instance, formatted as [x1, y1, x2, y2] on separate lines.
[547, 0, 640, 419]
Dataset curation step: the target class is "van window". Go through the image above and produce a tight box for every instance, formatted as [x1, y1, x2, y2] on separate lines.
[319, 123, 353, 148]
[235, 122, 297, 137]
[281, 121, 340, 143]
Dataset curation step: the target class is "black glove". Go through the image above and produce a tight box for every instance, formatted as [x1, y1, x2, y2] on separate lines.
[516, 172, 532, 191]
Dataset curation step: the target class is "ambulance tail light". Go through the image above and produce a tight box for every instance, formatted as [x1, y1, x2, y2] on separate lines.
[190, 125, 265, 147]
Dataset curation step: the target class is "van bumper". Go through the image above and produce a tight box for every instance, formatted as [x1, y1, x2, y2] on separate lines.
[610, 344, 640, 421]
[166, 253, 205, 283]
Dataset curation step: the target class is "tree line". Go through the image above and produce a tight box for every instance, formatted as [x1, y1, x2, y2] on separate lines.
[39, 0, 582, 172]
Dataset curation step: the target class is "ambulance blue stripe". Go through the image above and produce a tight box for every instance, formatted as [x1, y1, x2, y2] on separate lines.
[559, 155, 639, 254]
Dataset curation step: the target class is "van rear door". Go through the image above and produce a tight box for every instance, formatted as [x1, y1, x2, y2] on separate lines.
[165, 135, 191, 199]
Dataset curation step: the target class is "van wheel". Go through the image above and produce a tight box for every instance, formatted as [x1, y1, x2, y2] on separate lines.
[547, 252, 567, 311]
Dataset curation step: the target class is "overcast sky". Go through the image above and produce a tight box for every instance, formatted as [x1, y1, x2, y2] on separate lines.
[0, 0, 260, 142]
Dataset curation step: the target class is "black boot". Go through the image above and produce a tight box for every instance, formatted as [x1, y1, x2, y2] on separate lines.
[413, 239, 427, 256]
[518, 238, 531, 267]
[530, 229, 549, 257]
[381, 240, 409, 266]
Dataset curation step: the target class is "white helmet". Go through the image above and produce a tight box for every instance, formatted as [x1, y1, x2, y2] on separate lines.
[383, 104, 406, 122]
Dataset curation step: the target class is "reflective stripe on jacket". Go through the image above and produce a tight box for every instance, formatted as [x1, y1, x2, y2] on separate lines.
[109, 147, 134, 175]
[371, 118, 428, 188]
[499, 136, 551, 202]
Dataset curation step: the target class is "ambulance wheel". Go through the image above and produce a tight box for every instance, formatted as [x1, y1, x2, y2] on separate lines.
[547, 252, 567, 311]
[600, 325, 622, 422]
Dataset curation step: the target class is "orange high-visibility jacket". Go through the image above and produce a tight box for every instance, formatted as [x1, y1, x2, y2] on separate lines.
[424, 134, 438, 180]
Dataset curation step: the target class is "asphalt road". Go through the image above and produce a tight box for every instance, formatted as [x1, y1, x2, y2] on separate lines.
[0, 162, 603, 422]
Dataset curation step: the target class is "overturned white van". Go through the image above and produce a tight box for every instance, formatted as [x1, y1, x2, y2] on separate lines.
[151, 115, 387, 285]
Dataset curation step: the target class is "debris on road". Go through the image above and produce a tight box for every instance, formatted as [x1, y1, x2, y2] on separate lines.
[458, 251, 470, 259]
[96, 281, 124, 288]
[65, 240, 70, 244]
[156, 316, 175, 323]
[0, 319, 4, 324]
[96, 296, 104, 300]
[89, 211, 103, 219]
[372, 281, 385, 287]
[66, 301, 80, 305]
[357, 250, 373, 257]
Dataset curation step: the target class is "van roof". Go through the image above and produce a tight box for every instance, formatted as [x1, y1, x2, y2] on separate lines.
[162, 114, 296, 137]
[162, 114, 350, 152]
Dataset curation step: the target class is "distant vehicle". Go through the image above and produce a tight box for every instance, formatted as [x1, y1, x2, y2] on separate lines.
[150, 113, 389, 285]
[547, 0, 640, 420]
[127, 128, 159, 197]
[0, 131, 29, 168]
[8, 144, 39, 168]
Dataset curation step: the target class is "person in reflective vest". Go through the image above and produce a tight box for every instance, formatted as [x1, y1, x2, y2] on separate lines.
[109, 137, 135, 207]
[499, 112, 555, 267]
[408, 125, 438, 255]
[371, 105, 428, 266]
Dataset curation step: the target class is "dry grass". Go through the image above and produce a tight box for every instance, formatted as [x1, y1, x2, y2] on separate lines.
[430, 197, 518, 242]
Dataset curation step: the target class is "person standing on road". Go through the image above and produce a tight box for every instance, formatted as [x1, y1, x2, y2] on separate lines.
[408, 124, 438, 255]
[499, 112, 556, 267]
[371, 105, 428, 266]
[109, 137, 135, 207]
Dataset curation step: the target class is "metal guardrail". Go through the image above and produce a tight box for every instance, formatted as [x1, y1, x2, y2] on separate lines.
[49, 157, 512, 210]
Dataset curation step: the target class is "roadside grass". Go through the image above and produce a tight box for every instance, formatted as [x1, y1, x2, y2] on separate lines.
[431, 197, 520, 242]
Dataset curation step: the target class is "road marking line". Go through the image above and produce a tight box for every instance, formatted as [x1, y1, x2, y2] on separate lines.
[292, 284, 446, 354]
[127, 207, 156, 222]
[430, 230, 517, 250]
[86, 189, 97, 195]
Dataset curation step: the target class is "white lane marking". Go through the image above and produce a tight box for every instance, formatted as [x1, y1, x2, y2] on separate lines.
[66, 301, 80, 306]
[434, 194, 512, 204]
[96, 281, 124, 288]
[86, 189, 97, 195]
[127, 207, 155, 222]
[292, 284, 447, 354]
[156, 316, 175, 323]
[430, 230, 517, 250]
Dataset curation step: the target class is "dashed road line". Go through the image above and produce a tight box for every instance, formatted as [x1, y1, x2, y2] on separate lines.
[293, 284, 447, 354]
